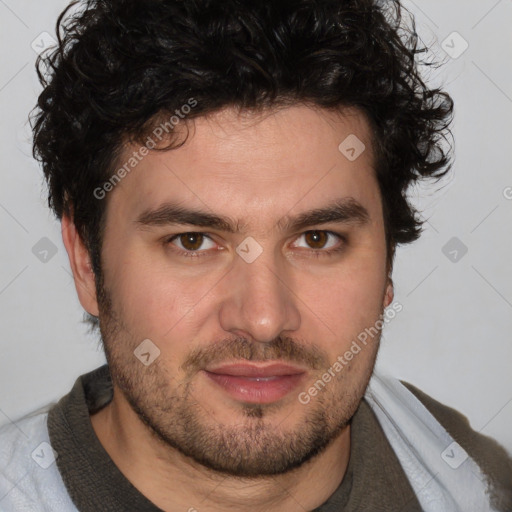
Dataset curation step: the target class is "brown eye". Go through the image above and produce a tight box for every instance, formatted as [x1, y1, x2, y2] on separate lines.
[304, 230, 329, 249]
[178, 233, 205, 251]
[167, 232, 218, 258]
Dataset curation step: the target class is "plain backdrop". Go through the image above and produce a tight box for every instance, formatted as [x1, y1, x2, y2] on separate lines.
[1, 0, 511, 455]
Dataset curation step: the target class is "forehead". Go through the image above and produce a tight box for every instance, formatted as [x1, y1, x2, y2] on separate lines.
[107, 104, 382, 227]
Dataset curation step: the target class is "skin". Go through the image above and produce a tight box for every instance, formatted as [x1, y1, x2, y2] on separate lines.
[62, 104, 394, 512]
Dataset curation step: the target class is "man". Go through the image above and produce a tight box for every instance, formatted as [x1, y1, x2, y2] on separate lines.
[0, 0, 511, 510]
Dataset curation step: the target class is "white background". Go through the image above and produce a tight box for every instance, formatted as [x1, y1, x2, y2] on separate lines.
[0, 0, 511, 455]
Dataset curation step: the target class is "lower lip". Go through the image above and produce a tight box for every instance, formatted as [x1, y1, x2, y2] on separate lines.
[203, 371, 305, 404]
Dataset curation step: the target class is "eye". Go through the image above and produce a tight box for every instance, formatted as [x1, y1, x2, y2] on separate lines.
[169, 232, 216, 252]
[293, 230, 343, 251]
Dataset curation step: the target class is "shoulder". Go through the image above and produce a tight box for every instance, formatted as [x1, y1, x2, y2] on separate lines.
[402, 380, 512, 511]
[0, 405, 77, 511]
[0, 405, 52, 476]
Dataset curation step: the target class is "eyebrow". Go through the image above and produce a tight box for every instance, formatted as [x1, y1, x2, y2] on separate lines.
[135, 198, 370, 234]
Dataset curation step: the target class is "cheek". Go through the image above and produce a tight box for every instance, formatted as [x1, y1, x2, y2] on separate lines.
[104, 254, 209, 341]
[298, 256, 387, 331]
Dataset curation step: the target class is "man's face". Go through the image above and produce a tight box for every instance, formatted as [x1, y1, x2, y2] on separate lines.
[93, 105, 393, 476]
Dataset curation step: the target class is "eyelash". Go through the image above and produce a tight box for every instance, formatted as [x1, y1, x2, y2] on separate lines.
[164, 231, 347, 259]
[164, 233, 215, 259]
[305, 234, 346, 258]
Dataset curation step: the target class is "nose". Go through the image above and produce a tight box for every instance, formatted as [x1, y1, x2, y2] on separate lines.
[218, 250, 301, 343]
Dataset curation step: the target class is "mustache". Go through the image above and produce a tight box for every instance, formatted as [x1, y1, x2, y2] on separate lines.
[181, 335, 327, 374]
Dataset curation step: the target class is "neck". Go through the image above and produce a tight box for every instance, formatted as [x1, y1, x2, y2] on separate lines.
[90, 388, 351, 512]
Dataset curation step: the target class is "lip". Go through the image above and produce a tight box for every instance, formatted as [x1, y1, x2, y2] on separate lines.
[205, 363, 307, 377]
[203, 363, 307, 404]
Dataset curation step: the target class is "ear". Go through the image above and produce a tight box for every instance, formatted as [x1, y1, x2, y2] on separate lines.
[383, 276, 394, 309]
[61, 214, 99, 316]
[383, 243, 395, 308]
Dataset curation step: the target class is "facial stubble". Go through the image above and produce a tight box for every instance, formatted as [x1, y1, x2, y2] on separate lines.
[94, 273, 382, 478]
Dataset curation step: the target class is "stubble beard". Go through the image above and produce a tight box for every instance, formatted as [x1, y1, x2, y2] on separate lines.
[95, 275, 381, 477]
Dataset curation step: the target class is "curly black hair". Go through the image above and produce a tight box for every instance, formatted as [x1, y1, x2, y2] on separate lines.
[32, 0, 454, 276]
